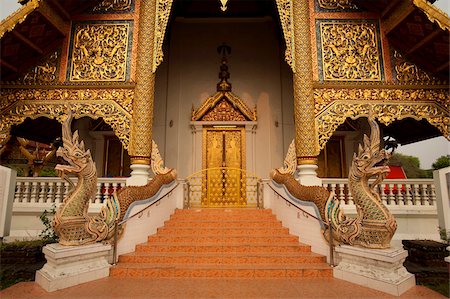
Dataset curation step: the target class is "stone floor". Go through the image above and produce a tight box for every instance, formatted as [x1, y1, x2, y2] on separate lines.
[0, 277, 446, 299]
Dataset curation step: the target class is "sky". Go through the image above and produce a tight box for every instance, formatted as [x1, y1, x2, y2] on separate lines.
[1, 0, 449, 169]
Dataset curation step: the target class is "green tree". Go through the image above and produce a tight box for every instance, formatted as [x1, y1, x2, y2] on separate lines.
[388, 153, 429, 178]
[432, 155, 450, 170]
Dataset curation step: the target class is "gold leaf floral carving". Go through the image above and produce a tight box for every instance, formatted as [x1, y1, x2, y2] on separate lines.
[316, 101, 449, 150]
[320, 22, 382, 81]
[69, 23, 130, 82]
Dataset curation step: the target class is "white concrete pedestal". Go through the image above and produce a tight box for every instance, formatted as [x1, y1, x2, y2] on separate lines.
[126, 164, 150, 186]
[333, 245, 415, 296]
[36, 243, 111, 292]
[296, 164, 322, 186]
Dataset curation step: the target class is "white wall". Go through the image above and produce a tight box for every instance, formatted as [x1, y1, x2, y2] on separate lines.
[153, 17, 293, 179]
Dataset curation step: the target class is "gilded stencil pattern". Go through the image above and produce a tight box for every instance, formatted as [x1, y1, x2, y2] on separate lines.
[293, 0, 319, 158]
[275, 0, 295, 72]
[70, 23, 130, 82]
[316, 102, 449, 150]
[393, 50, 434, 83]
[153, 0, 174, 72]
[320, 22, 382, 81]
[314, 88, 449, 114]
[317, 0, 357, 10]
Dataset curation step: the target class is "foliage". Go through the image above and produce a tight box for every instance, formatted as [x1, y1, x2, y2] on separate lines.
[38, 167, 58, 177]
[432, 155, 450, 170]
[39, 205, 59, 243]
[388, 153, 430, 178]
[439, 227, 450, 243]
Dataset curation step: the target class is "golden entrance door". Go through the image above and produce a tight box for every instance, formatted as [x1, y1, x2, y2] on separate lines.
[202, 127, 246, 207]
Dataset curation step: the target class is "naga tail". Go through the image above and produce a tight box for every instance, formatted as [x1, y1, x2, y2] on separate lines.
[324, 193, 346, 231]
[86, 192, 121, 242]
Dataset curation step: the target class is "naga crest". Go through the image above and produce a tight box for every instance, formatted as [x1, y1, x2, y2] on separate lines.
[351, 113, 391, 183]
[56, 112, 92, 176]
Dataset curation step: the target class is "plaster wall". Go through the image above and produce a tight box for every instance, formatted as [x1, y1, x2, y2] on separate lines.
[153, 17, 294, 179]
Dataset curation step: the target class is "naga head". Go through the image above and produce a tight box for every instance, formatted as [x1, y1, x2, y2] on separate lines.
[55, 110, 93, 174]
[351, 112, 390, 179]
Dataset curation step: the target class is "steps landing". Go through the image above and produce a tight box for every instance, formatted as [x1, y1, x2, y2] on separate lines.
[110, 209, 332, 278]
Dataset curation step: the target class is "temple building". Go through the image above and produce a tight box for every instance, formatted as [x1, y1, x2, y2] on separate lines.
[1, 0, 448, 188]
[1, 0, 449, 294]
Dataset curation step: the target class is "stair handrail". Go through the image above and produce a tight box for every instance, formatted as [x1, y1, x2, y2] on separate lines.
[112, 182, 179, 265]
[267, 182, 335, 266]
[267, 183, 324, 224]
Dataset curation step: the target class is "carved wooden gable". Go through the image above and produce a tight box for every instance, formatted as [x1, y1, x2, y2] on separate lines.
[192, 92, 256, 122]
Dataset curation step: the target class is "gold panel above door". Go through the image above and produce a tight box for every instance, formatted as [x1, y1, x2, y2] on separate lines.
[202, 127, 246, 207]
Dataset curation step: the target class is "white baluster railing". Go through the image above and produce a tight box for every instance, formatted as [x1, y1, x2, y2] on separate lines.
[322, 178, 435, 207]
[13, 177, 127, 210]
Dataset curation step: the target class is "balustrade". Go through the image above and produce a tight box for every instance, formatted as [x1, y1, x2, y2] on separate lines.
[322, 178, 436, 207]
[13, 177, 126, 208]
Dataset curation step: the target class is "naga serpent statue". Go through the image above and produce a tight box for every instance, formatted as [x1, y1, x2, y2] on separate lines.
[271, 114, 397, 249]
[53, 111, 176, 246]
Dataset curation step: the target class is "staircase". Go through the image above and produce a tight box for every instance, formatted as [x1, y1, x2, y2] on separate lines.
[110, 209, 332, 278]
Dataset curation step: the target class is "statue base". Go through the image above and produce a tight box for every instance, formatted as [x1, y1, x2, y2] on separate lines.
[296, 164, 321, 186]
[35, 243, 111, 292]
[333, 245, 415, 296]
[126, 164, 151, 186]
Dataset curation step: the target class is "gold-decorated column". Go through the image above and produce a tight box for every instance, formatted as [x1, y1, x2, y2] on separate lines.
[129, 0, 157, 166]
[292, 0, 320, 176]
[127, 0, 157, 185]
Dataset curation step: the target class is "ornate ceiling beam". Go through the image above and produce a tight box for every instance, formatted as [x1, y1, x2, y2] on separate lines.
[11, 30, 44, 55]
[381, 0, 402, 18]
[37, 0, 69, 36]
[46, 0, 71, 21]
[0, 59, 19, 73]
[406, 28, 441, 55]
[382, 0, 415, 35]
[435, 61, 449, 73]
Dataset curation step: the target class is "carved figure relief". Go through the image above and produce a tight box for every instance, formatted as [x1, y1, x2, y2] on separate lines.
[69, 23, 130, 82]
[10, 51, 59, 85]
[93, 0, 132, 12]
[319, 22, 382, 81]
[393, 50, 434, 83]
[317, 0, 357, 10]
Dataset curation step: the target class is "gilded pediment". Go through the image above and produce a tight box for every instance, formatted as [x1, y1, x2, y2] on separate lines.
[191, 92, 256, 121]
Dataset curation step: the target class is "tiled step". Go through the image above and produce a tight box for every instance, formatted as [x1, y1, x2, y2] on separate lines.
[169, 214, 277, 221]
[110, 263, 332, 278]
[173, 209, 274, 215]
[163, 220, 284, 229]
[118, 252, 326, 264]
[135, 242, 312, 253]
[147, 235, 299, 244]
[157, 227, 290, 236]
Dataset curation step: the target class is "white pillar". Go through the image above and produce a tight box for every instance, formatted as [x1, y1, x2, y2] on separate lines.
[0, 166, 16, 239]
[433, 166, 450, 241]
[126, 164, 151, 186]
[296, 164, 322, 186]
